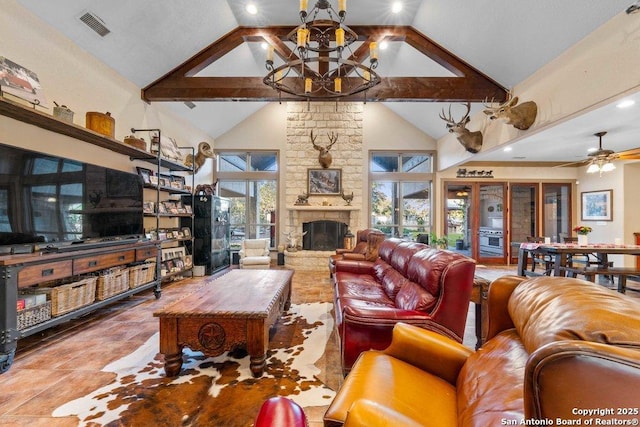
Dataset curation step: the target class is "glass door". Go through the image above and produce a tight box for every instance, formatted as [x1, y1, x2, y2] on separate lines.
[444, 183, 473, 256]
[509, 183, 538, 263]
[542, 183, 572, 243]
[477, 183, 506, 263]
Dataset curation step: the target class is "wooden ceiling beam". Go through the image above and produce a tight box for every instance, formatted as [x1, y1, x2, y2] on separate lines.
[142, 25, 508, 103]
[143, 76, 505, 102]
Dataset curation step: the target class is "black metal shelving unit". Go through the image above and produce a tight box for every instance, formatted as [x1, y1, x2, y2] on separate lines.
[131, 128, 195, 285]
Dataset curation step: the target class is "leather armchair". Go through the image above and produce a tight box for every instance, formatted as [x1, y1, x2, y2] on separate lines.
[324, 275, 640, 426]
[328, 228, 385, 277]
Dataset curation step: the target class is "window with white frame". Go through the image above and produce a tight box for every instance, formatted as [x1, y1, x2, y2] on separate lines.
[369, 152, 434, 239]
[216, 151, 278, 249]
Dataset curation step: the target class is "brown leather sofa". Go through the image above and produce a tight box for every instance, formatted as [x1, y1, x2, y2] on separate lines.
[324, 275, 640, 426]
[332, 237, 476, 373]
[328, 228, 385, 277]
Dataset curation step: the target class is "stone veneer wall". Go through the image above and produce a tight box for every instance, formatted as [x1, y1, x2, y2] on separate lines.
[284, 102, 364, 234]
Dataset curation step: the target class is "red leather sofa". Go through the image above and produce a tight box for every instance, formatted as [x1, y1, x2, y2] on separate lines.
[332, 237, 476, 373]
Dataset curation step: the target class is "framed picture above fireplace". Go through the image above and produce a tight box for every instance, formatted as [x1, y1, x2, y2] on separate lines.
[308, 168, 341, 195]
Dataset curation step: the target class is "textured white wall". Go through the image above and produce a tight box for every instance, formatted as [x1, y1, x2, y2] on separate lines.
[437, 11, 640, 171]
[0, 1, 213, 181]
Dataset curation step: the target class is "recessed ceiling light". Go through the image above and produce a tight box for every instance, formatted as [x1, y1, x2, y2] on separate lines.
[246, 4, 258, 15]
[380, 41, 389, 50]
[503, 146, 512, 152]
[392, 2, 403, 13]
[261, 42, 268, 50]
[616, 99, 635, 109]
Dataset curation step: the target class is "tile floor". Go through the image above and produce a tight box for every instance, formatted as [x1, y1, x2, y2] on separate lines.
[0, 264, 638, 426]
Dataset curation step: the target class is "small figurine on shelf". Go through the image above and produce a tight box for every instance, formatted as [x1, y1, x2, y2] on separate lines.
[295, 192, 309, 205]
[341, 190, 354, 206]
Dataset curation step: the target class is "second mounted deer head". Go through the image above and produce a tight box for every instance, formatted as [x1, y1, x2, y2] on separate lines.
[439, 102, 483, 154]
[483, 93, 538, 130]
[310, 130, 337, 168]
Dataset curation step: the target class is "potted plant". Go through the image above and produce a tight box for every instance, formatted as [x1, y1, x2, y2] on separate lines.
[573, 225, 592, 245]
[429, 233, 449, 249]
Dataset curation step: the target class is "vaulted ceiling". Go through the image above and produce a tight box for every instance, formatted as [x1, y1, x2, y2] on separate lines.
[16, 0, 640, 164]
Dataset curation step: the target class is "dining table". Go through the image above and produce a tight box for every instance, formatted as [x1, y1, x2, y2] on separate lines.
[516, 242, 640, 277]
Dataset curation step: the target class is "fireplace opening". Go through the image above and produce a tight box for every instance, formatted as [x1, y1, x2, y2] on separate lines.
[303, 220, 348, 251]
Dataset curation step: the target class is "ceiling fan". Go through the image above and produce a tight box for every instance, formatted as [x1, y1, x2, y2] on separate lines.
[558, 131, 640, 173]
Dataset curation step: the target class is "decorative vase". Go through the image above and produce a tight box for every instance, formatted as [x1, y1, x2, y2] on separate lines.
[578, 234, 588, 245]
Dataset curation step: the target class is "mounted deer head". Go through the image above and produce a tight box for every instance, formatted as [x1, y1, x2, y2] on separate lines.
[483, 94, 538, 130]
[439, 102, 483, 154]
[310, 130, 337, 168]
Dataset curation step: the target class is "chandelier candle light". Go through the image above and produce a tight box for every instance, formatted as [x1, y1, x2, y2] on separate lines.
[264, 0, 382, 100]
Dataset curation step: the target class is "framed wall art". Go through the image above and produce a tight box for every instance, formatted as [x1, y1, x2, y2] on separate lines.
[0, 56, 48, 107]
[136, 167, 152, 185]
[581, 189, 612, 221]
[308, 168, 341, 195]
[170, 175, 185, 190]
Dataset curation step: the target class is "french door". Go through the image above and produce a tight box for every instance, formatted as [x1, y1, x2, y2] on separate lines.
[444, 182, 506, 263]
[541, 183, 572, 243]
[446, 181, 571, 264]
[509, 183, 539, 263]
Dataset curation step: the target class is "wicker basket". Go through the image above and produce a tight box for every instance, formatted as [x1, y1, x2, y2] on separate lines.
[128, 262, 156, 289]
[96, 267, 130, 300]
[35, 277, 98, 317]
[17, 301, 52, 330]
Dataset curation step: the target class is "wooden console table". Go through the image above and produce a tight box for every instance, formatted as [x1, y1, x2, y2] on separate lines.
[154, 269, 293, 377]
[0, 240, 159, 373]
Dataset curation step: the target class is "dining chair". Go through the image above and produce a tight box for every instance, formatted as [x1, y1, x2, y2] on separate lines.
[526, 236, 553, 275]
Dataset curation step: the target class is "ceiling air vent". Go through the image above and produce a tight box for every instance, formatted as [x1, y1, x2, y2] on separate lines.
[184, 101, 197, 109]
[79, 11, 111, 37]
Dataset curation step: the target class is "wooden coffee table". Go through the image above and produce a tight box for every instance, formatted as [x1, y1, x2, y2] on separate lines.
[153, 269, 293, 377]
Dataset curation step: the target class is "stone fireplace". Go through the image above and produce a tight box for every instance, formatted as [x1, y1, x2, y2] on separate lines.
[283, 102, 364, 271]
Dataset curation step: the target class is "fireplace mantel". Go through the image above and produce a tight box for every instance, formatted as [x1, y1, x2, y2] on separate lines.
[288, 205, 359, 211]
[287, 205, 360, 234]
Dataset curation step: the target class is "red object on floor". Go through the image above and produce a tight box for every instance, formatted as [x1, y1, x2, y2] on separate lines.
[254, 397, 307, 427]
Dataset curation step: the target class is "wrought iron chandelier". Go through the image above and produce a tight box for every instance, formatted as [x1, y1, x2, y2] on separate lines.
[263, 0, 381, 100]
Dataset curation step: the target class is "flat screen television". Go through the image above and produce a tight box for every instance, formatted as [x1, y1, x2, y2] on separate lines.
[0, 142, 144, 252]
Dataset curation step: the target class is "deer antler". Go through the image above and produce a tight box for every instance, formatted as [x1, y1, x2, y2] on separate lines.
[310, 130, 322, 152]
[326, 132, 338, 149]
[439, 102, 472, 125]
[482, 96, 497, 109]
[459, 102, 471, 122]
[483, 90, 515, 110]
[439, 104, 456, 125]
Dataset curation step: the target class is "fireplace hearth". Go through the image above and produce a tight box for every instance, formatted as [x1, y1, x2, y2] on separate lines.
[303, 220, 348, 251]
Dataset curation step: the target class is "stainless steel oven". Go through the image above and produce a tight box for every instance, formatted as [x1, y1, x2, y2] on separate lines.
[479, 227, 504, 256]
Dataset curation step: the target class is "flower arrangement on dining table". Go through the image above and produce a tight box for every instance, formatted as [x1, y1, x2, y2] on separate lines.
[573, 225, 593, 235]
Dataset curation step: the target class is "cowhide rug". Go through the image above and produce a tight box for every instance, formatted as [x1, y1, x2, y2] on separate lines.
[53, 302, 336, 426]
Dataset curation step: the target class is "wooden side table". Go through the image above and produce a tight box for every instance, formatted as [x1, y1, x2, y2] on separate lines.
[470, 276, 490, 349]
